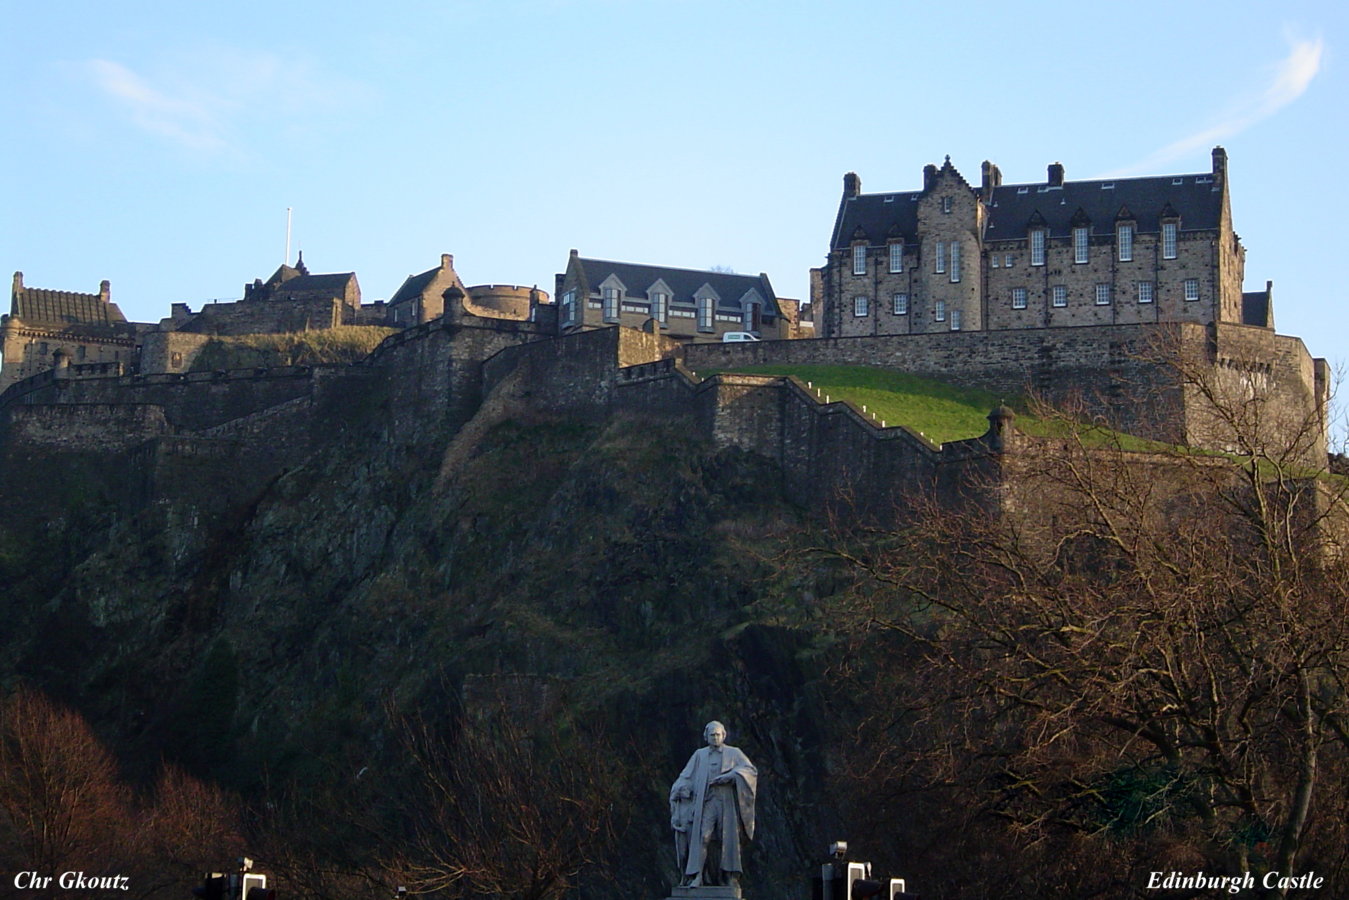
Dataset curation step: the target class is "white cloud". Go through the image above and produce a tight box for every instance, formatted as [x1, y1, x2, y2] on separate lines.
[1106, 33, 1324, 177]
[83, 48, 372, 155]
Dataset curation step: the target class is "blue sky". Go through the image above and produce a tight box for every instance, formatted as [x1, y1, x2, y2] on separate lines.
[3, 1, 1346, 418]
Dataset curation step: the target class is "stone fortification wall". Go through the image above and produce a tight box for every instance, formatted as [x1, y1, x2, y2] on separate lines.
[480, 326, 677, 418]
[174, 296, 346, 335]
[140, 331, 214, 374]
[4, 403, 171, 453]
[610, 360, 1000, 519]
[682, 322, 1325, 461]
[1, 367, 318, 433]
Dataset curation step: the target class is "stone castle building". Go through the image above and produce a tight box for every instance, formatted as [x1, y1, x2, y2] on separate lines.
[816, 146, 1271, 338]
[0, 272, 152, 393]
[555, 250, 800, 341]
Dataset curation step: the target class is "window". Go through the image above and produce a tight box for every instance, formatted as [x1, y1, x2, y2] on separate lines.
[1051, 285, 1067, 307]
[1074, 227, 1089, 263]
[892, 292, 909, 315]
[949, 242, 961, 282]
[1004, 253, 1013, 268]
[991, 255, 1000, 269]
[852, 244, 867, 275]
[1117, 224, 1134, 262]
[935, 242, 946, 274]
[889, 242, 904, 273]
[1184, 279, 1200, 302]
[602, 286, 620, 321]
[1030, 229, 1046, 266]
[942, 196, 953, 213]
[1095, 284, 1112, 305]
[76, 345, 86, 361]
[1162, 222, 1178, 259]
[1011, 287, 1027, 309]
[697, 297, 713, 330]
[853, 296, 870, 317]
[934, 300, 946, 322]
[651, 291, 668, 323]
[949, 309, 962, 331]
[1137, 281, 1154, 304]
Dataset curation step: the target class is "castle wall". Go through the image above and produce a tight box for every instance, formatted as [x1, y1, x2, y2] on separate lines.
[0, 367, 317, 433]
[174, 296, 346, 335]
[683, 324, 1188, 443]
[140, 331, 213, 374]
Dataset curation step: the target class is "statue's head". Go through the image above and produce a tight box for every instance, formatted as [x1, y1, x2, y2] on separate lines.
[704, 721, 727, 748]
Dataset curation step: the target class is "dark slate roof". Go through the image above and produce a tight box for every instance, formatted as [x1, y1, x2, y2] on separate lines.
[13, 287, 127, 326]
[984, 175, 1222, 241]
[271, 273, 356, 296]
[388, 267, 438, 306]
[832, 170, 1224, 250]
[1242, 290, 1272, 328]
[576, 258, 779, 314]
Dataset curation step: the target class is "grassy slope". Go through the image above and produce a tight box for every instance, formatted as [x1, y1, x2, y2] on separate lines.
[690, 363, 1166, 449]
[188, 326, 398, 371]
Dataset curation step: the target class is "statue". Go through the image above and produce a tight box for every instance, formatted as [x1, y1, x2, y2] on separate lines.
[670, 721, 757, 890]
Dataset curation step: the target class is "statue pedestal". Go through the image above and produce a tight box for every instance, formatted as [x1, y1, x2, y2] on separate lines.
[668, 887, 742, 900]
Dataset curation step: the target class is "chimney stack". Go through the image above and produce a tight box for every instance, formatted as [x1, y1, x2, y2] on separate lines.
[981, 160, 1002, 193]
[843, 172, 861, 198]
[1047, 162, 1065, 187]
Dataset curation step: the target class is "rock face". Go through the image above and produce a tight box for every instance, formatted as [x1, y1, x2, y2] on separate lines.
[0, 367, 839, 896]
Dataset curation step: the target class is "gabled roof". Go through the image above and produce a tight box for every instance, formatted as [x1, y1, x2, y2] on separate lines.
[574, 257, 779, 315]
[389, 267, 440, 306]
[12, 285, 127, 327]
[271, 272, 356, 295]
[831, 167, 1224, 249]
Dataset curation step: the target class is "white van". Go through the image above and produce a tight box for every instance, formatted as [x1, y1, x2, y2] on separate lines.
[722, 331, 761, 342]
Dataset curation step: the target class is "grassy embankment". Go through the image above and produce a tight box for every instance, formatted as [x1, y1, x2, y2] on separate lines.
[188, 326, 399, 371]
[689, 363, 1164, 449]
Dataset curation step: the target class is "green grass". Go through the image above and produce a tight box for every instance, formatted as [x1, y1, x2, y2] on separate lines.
[690, 364, 1163, 449]
[188, 326, 399, 371]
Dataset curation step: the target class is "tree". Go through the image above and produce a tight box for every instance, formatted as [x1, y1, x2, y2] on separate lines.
[0, 687, 127, 877]
[824, 344, 1349, 898]
[383, 704, 626, 900]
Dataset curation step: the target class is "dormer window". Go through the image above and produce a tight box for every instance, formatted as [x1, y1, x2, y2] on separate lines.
[697, 297, 713, 330]
[1030, 229, 1046, 266]
[602, 286, 620, 321]
[888, 242, 904, 273]
[1073, 227, 1089, 264]
[1162, 221, 1178, 259]
[1117, 223, 1134, 262]
[852, 244, 867, 275]
[651, 291, 669, 323]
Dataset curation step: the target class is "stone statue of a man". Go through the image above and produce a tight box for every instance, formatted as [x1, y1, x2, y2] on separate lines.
[670, 720, 757, 889]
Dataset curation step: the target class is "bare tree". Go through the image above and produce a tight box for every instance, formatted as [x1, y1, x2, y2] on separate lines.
[382, 704, 626, 900]
[824, 356, 1349, 898]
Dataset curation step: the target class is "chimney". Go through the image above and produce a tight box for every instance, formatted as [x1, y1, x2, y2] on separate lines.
[843, 172, 861, 198]
[923, 164, 938, 191]
[981, 160, 1002, 193]
[99, 279, 111, 303]
[1047, 162, 1065, 187]
[441, 253, 453, 270]
[1211, 146, 1227, 190]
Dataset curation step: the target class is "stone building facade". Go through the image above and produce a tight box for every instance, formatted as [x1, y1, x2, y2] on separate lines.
[388, 254, 550, 327]
[817, 147, 1270, 339]
[554, 251, 789, 341]
[0, 272, 150, 393]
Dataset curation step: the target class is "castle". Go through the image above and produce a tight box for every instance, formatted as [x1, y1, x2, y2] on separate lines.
[815, 147, 1268, 337]
[0, 148, 1332, 530]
